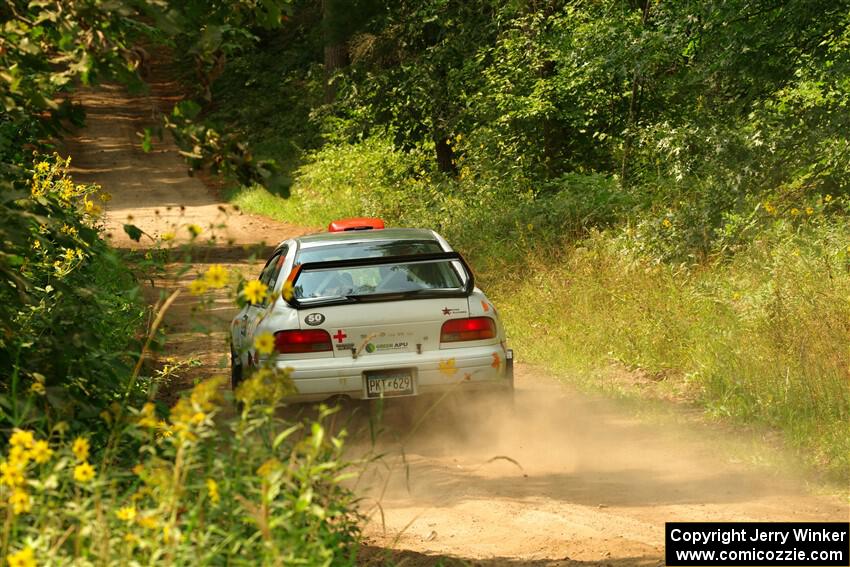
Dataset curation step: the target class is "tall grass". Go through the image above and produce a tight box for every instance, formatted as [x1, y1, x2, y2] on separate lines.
[499, 227, 850, 478]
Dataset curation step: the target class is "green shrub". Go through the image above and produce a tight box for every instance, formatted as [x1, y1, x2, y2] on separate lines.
[0, 156, 145, 438]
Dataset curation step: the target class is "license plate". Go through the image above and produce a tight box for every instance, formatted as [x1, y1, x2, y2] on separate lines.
[365, 369, 414, 398]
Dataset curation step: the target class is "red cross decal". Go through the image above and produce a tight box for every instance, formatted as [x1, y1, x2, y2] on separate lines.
[442, 307, 452, 316]
[333, 330, 347, 343]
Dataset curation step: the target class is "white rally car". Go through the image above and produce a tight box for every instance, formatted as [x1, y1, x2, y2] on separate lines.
[230, 218, 513, 402]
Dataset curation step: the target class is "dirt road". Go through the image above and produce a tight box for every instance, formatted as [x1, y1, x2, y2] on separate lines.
[63, 82, 848, 566]
[62, 79, 307, 390]
[355, 370, 848, 565]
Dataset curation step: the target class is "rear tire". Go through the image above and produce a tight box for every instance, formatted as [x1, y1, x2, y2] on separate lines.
[230, 349, 243, 391]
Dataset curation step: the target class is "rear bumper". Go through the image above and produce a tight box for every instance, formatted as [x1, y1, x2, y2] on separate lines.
[274, 346, 513, 402]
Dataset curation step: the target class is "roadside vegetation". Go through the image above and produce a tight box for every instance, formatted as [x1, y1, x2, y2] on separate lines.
[192, 1, 850, 479]
[0, 2, 360, 564]
[1, 0, 848, 562]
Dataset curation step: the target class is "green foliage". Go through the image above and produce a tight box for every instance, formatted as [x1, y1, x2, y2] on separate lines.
[318, 0, 850, 256]
[0, 156, 144, 436]
[0, 0, 157, 164]
[165, 101, 285, 191]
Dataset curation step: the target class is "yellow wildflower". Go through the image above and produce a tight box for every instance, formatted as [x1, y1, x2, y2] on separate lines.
[138, 415, 158, 428]
[138, 515, 159, 530]
[10, 429, 34, 449]
[204, 265, 228, 288]
[439, 358, 458, 376]
[30, 440, 52, 464]
[257, 458, 282, 478]
[206, 478, 220, 504]
[0, 461, 25, 487]
[100, 192, 112, 202]
[188, 279, 208, 296]
[8, 446, 29, 467]
[29, 382, 45, 396]
[84, 199, 101, 215]
[72, 437, 90, 461]
[30, 179, 45, 198]
[59, 178, 75, 201]
[35, 162, 50, 173]
[124, 533, 139, 546]
[189, 376, 224, 410]
[116, 506, 136, 522]
[254, 332, 275, 355]
[662, 218, 672, 228]
[74, 462, 95, 483]
[156, 420, 173, 439]
[790, 208, 800, 216]
[187, 224, 203, 237]
[805, 207, 813, 215]
[9, 489, 31, 515]
[763, 202, 776, 215]
[190, 411, 206, 425]
[242, 280, 268, 304]
[132, 463, 145, 476]
[138, 402, 159, 428]
[281, 280, 294, 301]
[824, 194, 832, 203]
[6, 546, 36, 567]
[161, 231, 175, 242]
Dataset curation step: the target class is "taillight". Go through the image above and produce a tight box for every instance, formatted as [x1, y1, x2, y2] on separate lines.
[274, 330, 333, 354]
[440, 317, 496, 342]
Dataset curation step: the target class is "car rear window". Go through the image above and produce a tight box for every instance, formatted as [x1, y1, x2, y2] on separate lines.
[294, 259, 467, 300]
[294, 260, 464, 299]
[295, 240, 444, 264]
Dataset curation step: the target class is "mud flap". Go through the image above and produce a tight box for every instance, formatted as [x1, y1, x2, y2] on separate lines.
[506, 348, 514, 389]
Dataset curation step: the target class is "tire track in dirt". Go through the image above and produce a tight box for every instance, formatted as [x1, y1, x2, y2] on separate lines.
[61, 82, 848, 567]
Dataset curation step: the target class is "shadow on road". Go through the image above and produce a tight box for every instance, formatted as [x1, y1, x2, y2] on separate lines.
[359, 545, 661, 566]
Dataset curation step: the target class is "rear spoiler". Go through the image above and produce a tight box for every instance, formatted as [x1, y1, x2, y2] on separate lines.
[284, 252, 475, 308]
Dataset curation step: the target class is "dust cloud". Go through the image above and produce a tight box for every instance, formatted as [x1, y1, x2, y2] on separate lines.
[344, 366, 848, 565]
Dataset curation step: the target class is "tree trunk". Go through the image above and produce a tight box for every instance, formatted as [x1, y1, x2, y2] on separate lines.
[434, 135, 457, 176]
[323, 43, 348, 103]
[620, 0, 653, 185]
[322, 0, 349, 104]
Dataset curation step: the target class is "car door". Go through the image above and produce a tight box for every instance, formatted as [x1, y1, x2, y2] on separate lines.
[243, 247, 288, 355]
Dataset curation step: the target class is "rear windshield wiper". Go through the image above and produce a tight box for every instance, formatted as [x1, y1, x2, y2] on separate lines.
[345, 289, 464, 301]
[296, 295, 353, 306]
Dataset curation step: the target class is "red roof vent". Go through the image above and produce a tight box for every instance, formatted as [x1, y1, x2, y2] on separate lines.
[328, 217, 385, 232]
